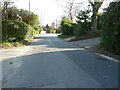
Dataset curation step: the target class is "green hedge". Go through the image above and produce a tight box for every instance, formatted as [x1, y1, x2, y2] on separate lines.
[2, 20, 33, 42]
[61, 20, 76, 35]
[33, 25, 41, 35]
[74, 22, 90, 37]
[100, 2, 120, 55]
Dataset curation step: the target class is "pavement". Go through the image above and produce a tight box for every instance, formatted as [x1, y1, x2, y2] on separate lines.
[69, 37, 100, 48]
[1, 34, 118, 88]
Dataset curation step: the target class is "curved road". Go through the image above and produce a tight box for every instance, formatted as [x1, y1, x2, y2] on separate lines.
[2, 34, 118, 88]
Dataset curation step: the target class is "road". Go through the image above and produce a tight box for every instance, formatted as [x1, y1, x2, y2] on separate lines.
[2, 34, 118, 88]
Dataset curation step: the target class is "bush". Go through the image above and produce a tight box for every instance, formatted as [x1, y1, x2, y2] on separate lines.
[2, 41, 12, 47]
[33, 25, 41, 35]
[58, 34, 69, 38]
[100, 2, 120, 55]
[61, 20, 76, 35]
[50, 29, 56, 33]
[56, 26, 62, 33]
[2, 20, 33, 42]
[74, 22, 90, 37]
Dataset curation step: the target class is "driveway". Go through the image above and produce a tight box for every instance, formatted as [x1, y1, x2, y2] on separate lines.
[2, 34, 118, 88]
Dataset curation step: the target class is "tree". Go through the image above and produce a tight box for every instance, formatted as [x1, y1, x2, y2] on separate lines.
[88, 0, 104, 30]
[2, 0, 14, 20]
[64, 0, 80, 22]
[75, 9, 91, 37]
[76, 10, 91, 23]
[66, 0, 74, 22]
[100, 1, 120, 55]
[7, 6, 19, 20]
[45, 24, 50, 33]
[19, 9, 39, 26]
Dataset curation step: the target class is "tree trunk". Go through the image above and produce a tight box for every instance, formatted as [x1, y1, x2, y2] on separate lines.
[91, 13, 98, 30]
[89, 1, 104, 30]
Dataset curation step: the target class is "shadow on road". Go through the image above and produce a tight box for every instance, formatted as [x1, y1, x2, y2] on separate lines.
[2, 34, 118, 88]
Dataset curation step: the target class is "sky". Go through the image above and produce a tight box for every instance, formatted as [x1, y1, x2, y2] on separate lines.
[13, 0, 66, 26]
[11, 0, 114, 26]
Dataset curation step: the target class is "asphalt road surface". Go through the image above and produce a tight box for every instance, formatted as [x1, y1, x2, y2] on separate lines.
[2, 34, 118, 88]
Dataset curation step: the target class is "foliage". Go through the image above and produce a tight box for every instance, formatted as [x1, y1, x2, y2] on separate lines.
[58, 34, 69, 38]
[74, 22, 91, 37]
[61, 20, 76, 35]
[88, 0, 104, 30]
[44, 24, 50, 33]
[43, 24, 56, 33]
[100, 2, 120, 55]
[76, 10, 91, 23]
[2, 0, 12, 20]
[7, 7, 19, 20]
[50, 29, 56, 33]
[75, 10, 91, 37]
[33, 24, 41, 35]
[18, 9, 40, 26]
[2, 20, 33, 42]
[56, 26, 62, 33]
[97, 15, 103, 30]
[2, 6, 40, 27]
[1, 40, 30, 47]
[2, 41, 12, 47]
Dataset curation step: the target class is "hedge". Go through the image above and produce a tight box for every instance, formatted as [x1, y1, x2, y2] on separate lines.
[2, 20, 33, 42]
[100, 2, 120, 55]
[61, 20, 76, 35]
[74, 22, 90, 37]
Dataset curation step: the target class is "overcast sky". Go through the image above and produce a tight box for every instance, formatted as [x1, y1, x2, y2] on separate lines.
[12, 0, 114, 26]
[13, 0, 66, 26]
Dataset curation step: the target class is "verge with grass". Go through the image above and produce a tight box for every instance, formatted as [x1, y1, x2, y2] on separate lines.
[0, 39, 32, 49]
[58, 34, 73, 39]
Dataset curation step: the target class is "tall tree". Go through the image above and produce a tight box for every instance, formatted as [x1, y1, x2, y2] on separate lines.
[64, 0, 79, 22]
[7, 6, 19, 20]
[19, 9, 39, 26]
[2, 0, 14, 20]
[88, 0, 104, 30]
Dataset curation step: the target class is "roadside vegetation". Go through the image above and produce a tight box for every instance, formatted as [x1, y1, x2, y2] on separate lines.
[42, 23, 61, 34]
[99, 2, 120, 55]
[58, 1, 120, 58]
[1, 0, 41, 49]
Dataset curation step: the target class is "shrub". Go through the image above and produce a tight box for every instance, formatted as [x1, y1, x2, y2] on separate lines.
[2, 20, 33, 42]
[50, 29, 56, 33]
[100, 2, 120, 55]
[33, 25, 41, 35]
[56, 26, 62, 33]
[61, 20, 76, 35]
[74, 22, 90, 37]
[58, 34, 68, 38]
[2, 41, 12, 47]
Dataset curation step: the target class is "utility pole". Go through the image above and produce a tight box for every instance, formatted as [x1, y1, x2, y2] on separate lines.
[0, 2, 2, 44]
[29, 0, 30, 25]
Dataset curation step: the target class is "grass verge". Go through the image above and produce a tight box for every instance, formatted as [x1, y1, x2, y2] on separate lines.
[0, 39, 32, 49]
[58, 34, 73, 38]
